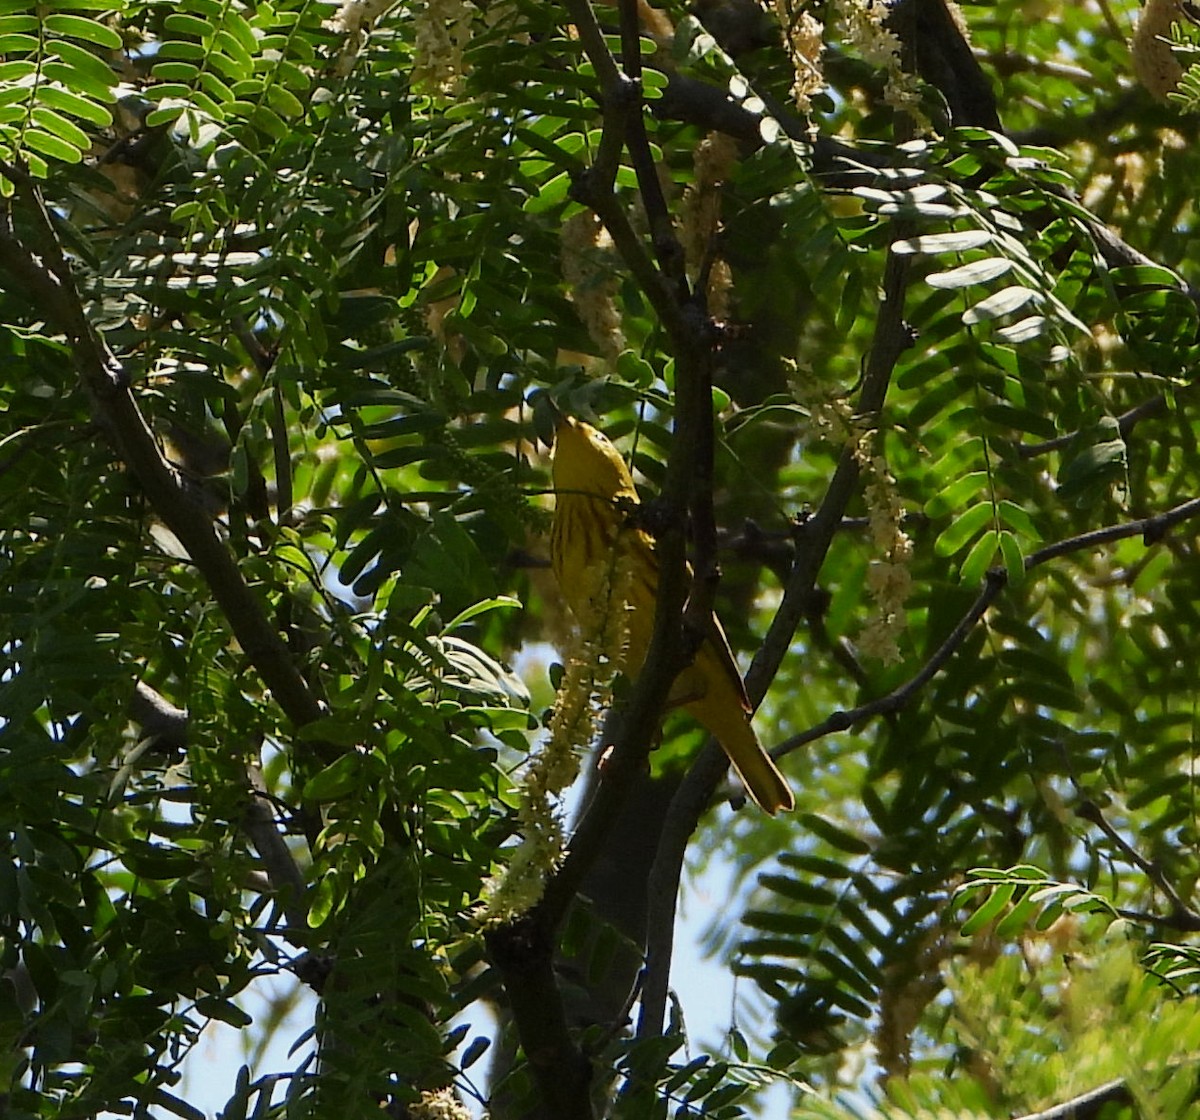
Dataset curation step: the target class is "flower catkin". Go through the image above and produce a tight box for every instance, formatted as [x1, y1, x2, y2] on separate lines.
[1131, 0, 1186, 103]
[835, 0, 928, 126]
[409, 1087, 473, 1120]
[773, 2, 825, 112]
[680, 132, 739, 317]
[561, 210, 626, 365]
[855, 437, 912, 665]
[481, 555, 633, 923]
[412, 0, 476, 95]
[325, 0, 395, 74]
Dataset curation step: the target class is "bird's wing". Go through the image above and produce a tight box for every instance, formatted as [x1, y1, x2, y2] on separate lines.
[699, 610, 752, 712]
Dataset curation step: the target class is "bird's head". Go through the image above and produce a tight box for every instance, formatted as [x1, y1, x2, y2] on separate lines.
[551, 415, 639, 504]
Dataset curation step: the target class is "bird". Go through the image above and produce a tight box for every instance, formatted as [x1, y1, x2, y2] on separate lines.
[549, 413, 794, 814]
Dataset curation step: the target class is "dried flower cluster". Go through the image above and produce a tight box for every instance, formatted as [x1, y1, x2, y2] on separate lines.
[789, 361, 854, 443]
[680, 131, 739, 317]
[481, 554, 634, 922]
[835, 0, 926, 124]
[325, 0, 395, 75]
[409, 1086, 473, 1120]
[327, 0, 394, 37]
[790, 369, 909, 660]
[411, 0, 476, 96]
[876, 925, 955, 1078]
[423, 265, 469, 364]
[1131, 0, 1186, 102]
[560, 210, 626, 364]
[855, 436, 912, 665]
[773, 2, 825, 112]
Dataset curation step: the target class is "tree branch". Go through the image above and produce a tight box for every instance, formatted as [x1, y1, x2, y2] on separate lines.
[244, 762, 312, 937]
[131, 681, 189, 755]
[637, 225, 917, 1040]
[129, 684, 313, 942]
[883, 0, 1200, 308]
[0, 163, 332, 755]
[484, 916, 596, 1119]
[772, 494, 1200, 760]
[774, 569, 1005, 756]
[616, 0, 688, 290]
[535, 0, 725, 925]
[1019, 393, 1172, 459]
[1011, 1080, 1131, 1120]
[888, 0, 1001, 130]
[489, 3, 718, 1111]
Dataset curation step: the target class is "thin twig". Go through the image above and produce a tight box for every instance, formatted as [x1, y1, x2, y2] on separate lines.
[773, 569, 1006, 756]
[244, 762, 312, 937]
[1114, 906, 1200, 933]
[615, 0, 687, 289]
[1076, 799, 1200, 931]
[772, 494, 1200, 759]
[1019, 393, 1170, 459]
[130, 681, 189, 753]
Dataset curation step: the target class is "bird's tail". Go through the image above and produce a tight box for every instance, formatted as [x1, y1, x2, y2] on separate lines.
[716, 713, 794, 815]
[681, 657, 794, 814]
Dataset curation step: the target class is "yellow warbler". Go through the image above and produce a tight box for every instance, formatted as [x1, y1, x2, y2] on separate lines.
[550, 415, 794, 814]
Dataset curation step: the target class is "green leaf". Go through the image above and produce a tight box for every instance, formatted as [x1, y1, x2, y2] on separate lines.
[35, 84, 112, 126]
[924, 471, 990, 518]
[981, 403, 1057, 439]
[934, 501, 993, 557]
[892, 229, 993, 255]
[42, 12, 122, 47]
[1057, 418, 1127, 501]
[249, 103, 287, 140]
[962, 285, 1040, 325]
[798, 812, 871, 855]
[959, 529, 998, 586]
[461, 1035, 491, 1070]
[164, 12, 213, 37]
[265, 83, 304, 118]
[195, 996, 253, 1027]
[308, 871, 338, 928]
[960, 882, 1014, 935]
[145, 104, 186, 127]
[925, 256, 1013, 289]
[1108, 263, 1185, 289]
[994, 315, 1047, 344]
[302, 752, 364, 801]
[45, 38, 116, 92]
[198, 71, 235, 105]
[525, 169, 572, 213]
[152, 60, 201, 82]
[444, 596, 522, 631]
[30, 106, 90, 151]
[23, 127, 82, 162]
[616, 350, 656, 387]
[149, 1088, 207, 1120]
[998, 530, 1025, 585]
[778, 852, 856, 879]
[837, 267, 863, 334]
[854, 183, 946, 206]
[162, 39, 206, 59]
